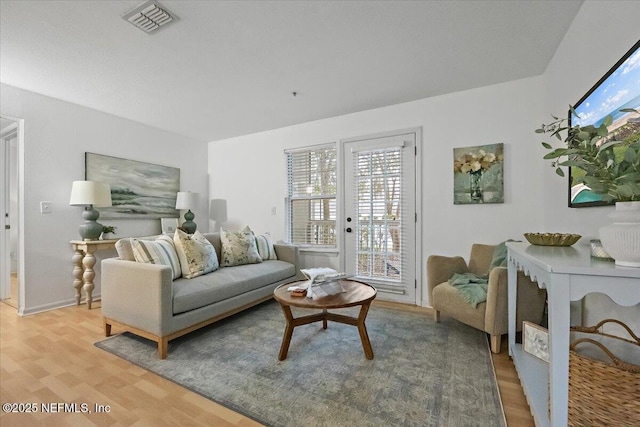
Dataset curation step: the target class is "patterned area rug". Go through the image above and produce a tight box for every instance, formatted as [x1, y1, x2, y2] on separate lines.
[95, 300, 505, 427]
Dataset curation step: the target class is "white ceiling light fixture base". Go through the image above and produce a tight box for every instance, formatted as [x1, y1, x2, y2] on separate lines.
[122, 0, 177, 34]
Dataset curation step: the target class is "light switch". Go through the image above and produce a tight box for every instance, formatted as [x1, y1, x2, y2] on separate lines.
[40, 201, 52, 213]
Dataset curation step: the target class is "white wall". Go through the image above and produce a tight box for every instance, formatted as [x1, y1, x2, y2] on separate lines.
[0, 84, 209, 314]
[209, 76, 547, 306]
[542, 0, 640, 330]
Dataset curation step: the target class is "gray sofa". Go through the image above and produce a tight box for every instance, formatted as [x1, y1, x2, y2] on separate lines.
[101, 232, 304, 358]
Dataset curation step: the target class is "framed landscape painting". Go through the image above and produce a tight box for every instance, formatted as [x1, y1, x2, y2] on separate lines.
[85, 153, 180, 219]
[453, 143, 504, 204]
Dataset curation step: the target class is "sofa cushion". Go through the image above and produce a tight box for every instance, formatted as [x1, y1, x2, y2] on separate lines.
[172, 260, 295, 314]
[173, 229, 219, 279]
[220, 227, 262, 267]
[131, 236, 182, 280]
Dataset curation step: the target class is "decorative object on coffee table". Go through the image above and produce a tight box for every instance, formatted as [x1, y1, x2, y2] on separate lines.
[175, 191, 199, 233]
[69, 180, 112, 241]
[273, 279, 376, 360]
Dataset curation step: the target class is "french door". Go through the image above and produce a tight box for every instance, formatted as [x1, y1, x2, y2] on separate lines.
[343, 132, 417, 304]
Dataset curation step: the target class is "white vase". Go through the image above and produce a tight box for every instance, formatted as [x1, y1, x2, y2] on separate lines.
[599, 201, 640, 267]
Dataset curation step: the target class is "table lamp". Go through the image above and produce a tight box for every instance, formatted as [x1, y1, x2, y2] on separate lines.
[176, 191, 199, 234]
[70, 180, 112, 240]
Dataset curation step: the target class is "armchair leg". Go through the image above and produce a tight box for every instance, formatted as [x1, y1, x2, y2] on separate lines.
[490, 334, 502, 354]
[434, 310, 440, 323]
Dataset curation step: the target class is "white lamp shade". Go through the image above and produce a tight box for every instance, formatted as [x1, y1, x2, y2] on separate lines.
[69, 181, 112, 207]
[175, 191, 199, 209]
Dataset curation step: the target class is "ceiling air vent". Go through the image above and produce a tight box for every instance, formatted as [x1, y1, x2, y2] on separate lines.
[122, 0, 177, 34]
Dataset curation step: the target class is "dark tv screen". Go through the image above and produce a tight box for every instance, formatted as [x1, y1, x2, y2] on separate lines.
[568, 39, 640, 207]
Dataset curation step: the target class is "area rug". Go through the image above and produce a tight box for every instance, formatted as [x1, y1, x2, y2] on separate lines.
[95, 300, 505, 427]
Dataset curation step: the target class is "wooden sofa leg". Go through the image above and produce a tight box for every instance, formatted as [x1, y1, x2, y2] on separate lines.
[490, 334, 501, 354]
[158, 338, 168, 359]
[104, 319, 112, 337]
[433, 310, 440, 323]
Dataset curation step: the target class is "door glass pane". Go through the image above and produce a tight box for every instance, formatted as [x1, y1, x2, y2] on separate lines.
[354, 149, 402, 282]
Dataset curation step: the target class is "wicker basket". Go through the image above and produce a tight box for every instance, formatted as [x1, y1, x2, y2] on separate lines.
[568, 319, 640, 426]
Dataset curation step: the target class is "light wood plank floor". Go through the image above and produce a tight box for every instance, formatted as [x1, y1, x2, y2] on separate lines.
[0, 300, 534, 427]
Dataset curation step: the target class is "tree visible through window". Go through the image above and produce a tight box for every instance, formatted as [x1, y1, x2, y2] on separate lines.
[286, 145, 337, 247]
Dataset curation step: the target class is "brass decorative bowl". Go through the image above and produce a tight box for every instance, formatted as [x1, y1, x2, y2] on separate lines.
[524, 233, 581, 247]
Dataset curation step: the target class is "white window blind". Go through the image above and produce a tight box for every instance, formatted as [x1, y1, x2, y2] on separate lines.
[286, 145, 337, 247]
[353, 147, 404, 282]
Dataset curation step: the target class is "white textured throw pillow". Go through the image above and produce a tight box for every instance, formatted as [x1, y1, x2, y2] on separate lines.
[255, 233, 277, 260]
[220, 226, 262, 267]
[131, 235, 182, 280]
[173, 229, 219, 279]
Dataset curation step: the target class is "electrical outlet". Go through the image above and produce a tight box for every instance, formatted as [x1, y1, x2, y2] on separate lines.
[40, 201, 52, 214]
[271, 206, 277, 215]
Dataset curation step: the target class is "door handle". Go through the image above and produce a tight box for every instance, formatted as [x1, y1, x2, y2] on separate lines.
[346, 227, 352, 233]
[4, 225, 9, 230]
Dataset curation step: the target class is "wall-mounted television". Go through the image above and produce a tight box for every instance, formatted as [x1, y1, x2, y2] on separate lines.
[568, 39, 640, 207]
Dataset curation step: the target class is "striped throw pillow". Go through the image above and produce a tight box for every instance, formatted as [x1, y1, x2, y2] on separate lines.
[255, 233, 277, 260]
[131, 235, 182, 280]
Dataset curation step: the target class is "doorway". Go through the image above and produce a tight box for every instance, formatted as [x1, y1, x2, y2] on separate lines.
[1, 115, 23, 312]
[343, 130, 420, 304]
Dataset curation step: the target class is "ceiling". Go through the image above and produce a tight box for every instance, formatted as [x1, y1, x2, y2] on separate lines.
[0, 0, 583, 143]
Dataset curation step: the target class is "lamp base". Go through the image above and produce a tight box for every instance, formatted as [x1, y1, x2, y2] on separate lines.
[181, 210, 197, 234]
[79, 206, 103, 240]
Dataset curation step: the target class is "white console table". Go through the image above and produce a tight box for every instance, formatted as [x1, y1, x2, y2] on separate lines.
[506, 242, 640, 427]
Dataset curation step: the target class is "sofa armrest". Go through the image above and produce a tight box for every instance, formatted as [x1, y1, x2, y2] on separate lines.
[484, 266, 508, 335]
[426, 255, 468, 302]
[101, 258, 174, 337]
[273, 244, 306, 280]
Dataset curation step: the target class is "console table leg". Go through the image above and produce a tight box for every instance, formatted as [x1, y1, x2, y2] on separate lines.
[82, 249, 97, 310]
[72, 250, 85, 305]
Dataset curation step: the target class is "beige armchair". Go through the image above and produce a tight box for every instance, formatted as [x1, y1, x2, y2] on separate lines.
[427, 243, 546, 353]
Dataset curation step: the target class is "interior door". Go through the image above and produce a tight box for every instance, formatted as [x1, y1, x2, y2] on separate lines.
[1, 116, 20, 309]
[343, 132, 417, 304]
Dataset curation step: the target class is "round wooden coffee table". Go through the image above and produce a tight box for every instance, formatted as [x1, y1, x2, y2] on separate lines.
[273, 279, 377, 360]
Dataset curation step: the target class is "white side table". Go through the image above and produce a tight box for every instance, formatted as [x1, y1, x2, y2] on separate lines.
[506, 242, 640, 427]
[70, 239, 118, 309]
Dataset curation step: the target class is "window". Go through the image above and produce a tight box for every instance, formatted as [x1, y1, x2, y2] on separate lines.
[286, 144, 337, 247]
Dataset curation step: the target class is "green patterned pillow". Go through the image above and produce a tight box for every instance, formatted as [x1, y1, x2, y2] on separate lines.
[131, 235, 182, 280]
[255, 233, 278, 260]
[173, 229, 219, 279]
[220, 226, 262, 267]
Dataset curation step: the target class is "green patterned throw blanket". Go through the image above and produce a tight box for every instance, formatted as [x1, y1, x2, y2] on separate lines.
[449, 273, 489, 307]
[448, 241, 511, 307]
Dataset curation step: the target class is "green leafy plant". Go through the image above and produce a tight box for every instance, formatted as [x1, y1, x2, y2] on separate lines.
[536, 107, 640, 202]
[102, 225, 117, 234]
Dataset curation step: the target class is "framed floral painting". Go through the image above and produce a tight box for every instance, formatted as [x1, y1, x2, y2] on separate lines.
[453, 143, 504, 204]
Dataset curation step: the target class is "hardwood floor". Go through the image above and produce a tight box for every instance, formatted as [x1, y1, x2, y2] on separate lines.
[0, 300, 534, 427]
